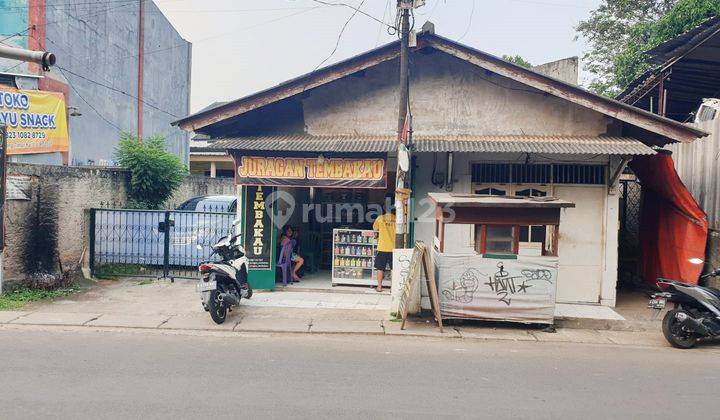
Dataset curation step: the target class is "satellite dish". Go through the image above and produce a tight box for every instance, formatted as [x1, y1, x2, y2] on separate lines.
[398, 144, 410, 172]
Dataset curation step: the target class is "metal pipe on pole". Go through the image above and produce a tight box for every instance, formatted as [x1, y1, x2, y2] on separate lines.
[0, 45, 55, 70]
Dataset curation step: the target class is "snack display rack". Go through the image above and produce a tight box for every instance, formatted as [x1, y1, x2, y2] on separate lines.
[331, 228, 388, 287]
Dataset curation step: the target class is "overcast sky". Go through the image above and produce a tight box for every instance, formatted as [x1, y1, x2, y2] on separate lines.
[154, 0, 602, 112]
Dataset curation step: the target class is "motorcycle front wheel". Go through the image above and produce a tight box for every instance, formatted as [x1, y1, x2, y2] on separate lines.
[662, 309, 697, 349]
[207, 290, 227, 324]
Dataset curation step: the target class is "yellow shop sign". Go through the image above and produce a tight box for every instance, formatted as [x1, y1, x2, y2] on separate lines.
[0, 87, 69, 155]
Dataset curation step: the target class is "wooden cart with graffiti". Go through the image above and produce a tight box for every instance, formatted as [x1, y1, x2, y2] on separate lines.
[428, 193, 576, 325]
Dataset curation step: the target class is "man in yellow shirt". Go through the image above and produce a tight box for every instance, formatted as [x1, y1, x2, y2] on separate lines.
[372, 197, 396, 292]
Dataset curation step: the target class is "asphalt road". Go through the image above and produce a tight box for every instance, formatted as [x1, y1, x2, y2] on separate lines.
[1, 326, 719, 420]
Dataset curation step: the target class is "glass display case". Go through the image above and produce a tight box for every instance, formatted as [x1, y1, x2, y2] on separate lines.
[332, 228, 385, 287]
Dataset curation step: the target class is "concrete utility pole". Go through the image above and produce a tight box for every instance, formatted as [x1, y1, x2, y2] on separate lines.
[137, 0, 146, 141]
[395, 0, 412, 248]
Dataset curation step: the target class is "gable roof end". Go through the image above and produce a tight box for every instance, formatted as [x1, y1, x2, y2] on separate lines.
[173, 32, 706, 143]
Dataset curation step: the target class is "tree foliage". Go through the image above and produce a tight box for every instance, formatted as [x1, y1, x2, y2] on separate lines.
[577, 0, 720, 96]
[502, 54, 533, 68]
[115, 133, 188, 209]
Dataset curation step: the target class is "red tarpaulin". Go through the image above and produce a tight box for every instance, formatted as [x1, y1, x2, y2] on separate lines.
[630, 152, 708, 286]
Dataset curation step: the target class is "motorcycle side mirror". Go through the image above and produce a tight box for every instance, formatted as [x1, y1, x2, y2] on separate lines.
[689, 258, 704, 265]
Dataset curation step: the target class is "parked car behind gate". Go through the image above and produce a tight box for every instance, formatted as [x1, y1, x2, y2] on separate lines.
[176, 195, 237, 213]
[171, 196, 238, 267]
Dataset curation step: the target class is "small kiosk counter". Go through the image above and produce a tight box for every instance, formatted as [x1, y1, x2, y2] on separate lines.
[428, 193, 576, 325]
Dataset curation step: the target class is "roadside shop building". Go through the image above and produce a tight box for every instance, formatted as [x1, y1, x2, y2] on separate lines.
[173, 27, 704, 307]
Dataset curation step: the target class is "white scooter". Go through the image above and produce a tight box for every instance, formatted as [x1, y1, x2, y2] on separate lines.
[196, 219, 252, 324]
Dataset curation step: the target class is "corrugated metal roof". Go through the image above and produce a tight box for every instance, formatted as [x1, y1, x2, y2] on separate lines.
[212, 135, 655, 155]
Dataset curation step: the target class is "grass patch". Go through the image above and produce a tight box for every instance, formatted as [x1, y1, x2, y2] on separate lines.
[136, 279, 153, 286]
[93, 264, 147, 280]
[0, 287, 77, 311]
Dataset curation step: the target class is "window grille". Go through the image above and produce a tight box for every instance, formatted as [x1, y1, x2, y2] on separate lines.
[472, 163, 605, 185]
[553, 164, 605, 185]
[511, 164, 551, 184]
[471, 163, 510, 183]
[0, 74, 16, 87]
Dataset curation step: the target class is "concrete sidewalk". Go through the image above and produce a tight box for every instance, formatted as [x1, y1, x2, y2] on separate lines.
[0, 278, 676, 348]
[0, 308, 676, 348]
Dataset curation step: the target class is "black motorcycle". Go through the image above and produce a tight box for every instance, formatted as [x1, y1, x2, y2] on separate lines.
[648, 269, 720, 348]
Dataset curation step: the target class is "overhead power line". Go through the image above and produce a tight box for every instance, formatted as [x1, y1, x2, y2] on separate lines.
[119, 4, 327, 60]
[458, 0, 476, 41]
[56, 66, 124, 133]
[57, 65, 181, 118]
[313, 0, 368, 72]
[309, 0, 395, 29]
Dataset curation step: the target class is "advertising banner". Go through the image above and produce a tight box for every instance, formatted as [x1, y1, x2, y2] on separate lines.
[0, 87, 69, 155]
[434, 251, 558, 324]
[233, 154, 386, 189]
[244, 185, 273, 270]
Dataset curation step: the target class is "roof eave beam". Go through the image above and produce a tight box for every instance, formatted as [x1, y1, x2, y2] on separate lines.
[177, 49, 402, 132]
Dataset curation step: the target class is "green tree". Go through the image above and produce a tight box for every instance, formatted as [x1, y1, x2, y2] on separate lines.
[502, 54, 533, 68]
[577, 0, 720, 96]
[115, 133, 188, 209]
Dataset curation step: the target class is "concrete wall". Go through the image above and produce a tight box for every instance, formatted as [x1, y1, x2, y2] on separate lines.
[2, 163, 234, 282]
[2, 1, 191, 165]
[411, 152, 619, 306]
[301, 51, 608, 137]
[532, 57, 579, 85]
[140, 0, 192, 164]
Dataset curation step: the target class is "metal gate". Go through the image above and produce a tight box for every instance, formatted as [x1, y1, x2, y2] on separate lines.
[618, 178, 642, 285]
[89, 208, 235, 279]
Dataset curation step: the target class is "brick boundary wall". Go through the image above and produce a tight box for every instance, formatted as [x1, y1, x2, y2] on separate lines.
[2, 163, 235, 282]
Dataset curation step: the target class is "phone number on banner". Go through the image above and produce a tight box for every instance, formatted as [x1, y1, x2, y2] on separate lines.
[6, 131, 47, 140]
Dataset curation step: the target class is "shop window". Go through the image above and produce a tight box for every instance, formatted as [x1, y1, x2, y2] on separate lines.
[486, 225, 514, 254]
[476, 224, 558, 256]
[475, 225, 516, 255]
